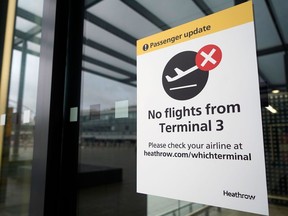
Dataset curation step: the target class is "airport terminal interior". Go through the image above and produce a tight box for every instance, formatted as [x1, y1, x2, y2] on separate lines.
[0, 0, 288, 215]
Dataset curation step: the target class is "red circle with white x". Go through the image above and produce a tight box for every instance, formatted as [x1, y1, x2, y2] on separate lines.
[195, 44, 222, 71]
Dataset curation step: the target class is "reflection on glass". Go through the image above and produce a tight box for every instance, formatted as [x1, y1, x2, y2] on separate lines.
[0, 0, 43, 215]
[78, 73, 145, 215]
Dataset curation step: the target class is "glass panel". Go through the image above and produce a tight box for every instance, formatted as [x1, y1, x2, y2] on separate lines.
[253, 0, 282, 50]
[15, 17, 37, 33]
[136, 0, 205, 28]
[78, 73, 140, 215]
[271, 0, 288, 43]
[0, 0, 43, 215]
[83, 45, 136, 73]
[84, 20, 135, 58]
[88, 1, 161, 38]
[204, 0, 234, 13]
[78, 0, 288, 216]
[258, 52, 286, 86]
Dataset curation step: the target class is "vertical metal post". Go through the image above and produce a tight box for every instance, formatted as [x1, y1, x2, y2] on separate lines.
[189, 203, 193, 212]
[29, 0, 84, 215]
[205, 209, 209, 216]
[29, 0, 67, 214]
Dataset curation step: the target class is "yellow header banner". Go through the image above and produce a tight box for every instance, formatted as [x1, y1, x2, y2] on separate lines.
[137, 1, 253, 55]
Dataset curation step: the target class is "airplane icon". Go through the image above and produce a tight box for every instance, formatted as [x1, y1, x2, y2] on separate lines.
[165, 65, 198, 82]
[165, 46, 220, 83]
[162, 45, 221, 99]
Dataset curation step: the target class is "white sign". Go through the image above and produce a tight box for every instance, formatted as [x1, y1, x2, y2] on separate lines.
[137, 2, 268, 215]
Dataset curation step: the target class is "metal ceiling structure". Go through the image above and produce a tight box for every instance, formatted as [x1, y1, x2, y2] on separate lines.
[14, 0, 288, 89]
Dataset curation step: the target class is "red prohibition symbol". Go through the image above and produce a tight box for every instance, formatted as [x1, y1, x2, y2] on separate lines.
[195, 44, 222, 71]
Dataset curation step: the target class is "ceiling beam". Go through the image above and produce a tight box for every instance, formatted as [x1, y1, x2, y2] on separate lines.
[15, 8, 42, 45]
[82, 67, 136, 87]
[85, 0, 102, 9]
[85, 11, 136, 45]
[82, 55, 136, 80]
[234, 0, 248, 5]
[17, 7, 42, 25]
[265, 0, 287, 53]
[14, 29, 41, 45]
[258, 68, 272, 86]
[193, 0, 213, 15]
[83, 38, 136, 65]
[14, 26, 42, 46]
[257, 45, 287, 56]
[121, 0, 170, 31]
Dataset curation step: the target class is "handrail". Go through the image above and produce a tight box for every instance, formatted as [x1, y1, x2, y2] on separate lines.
[268, 195, 288, 201]
[158, 203, 209, 216]
[158, 203, 194, 216]
[185, 206, 211, 216]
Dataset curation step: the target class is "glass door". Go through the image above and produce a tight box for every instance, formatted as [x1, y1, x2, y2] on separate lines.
[0, 0, 44, 215]
[77, 0, 288, 216]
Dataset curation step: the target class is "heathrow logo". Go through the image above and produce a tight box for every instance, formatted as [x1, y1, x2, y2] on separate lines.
[162, 44, 222, 100]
